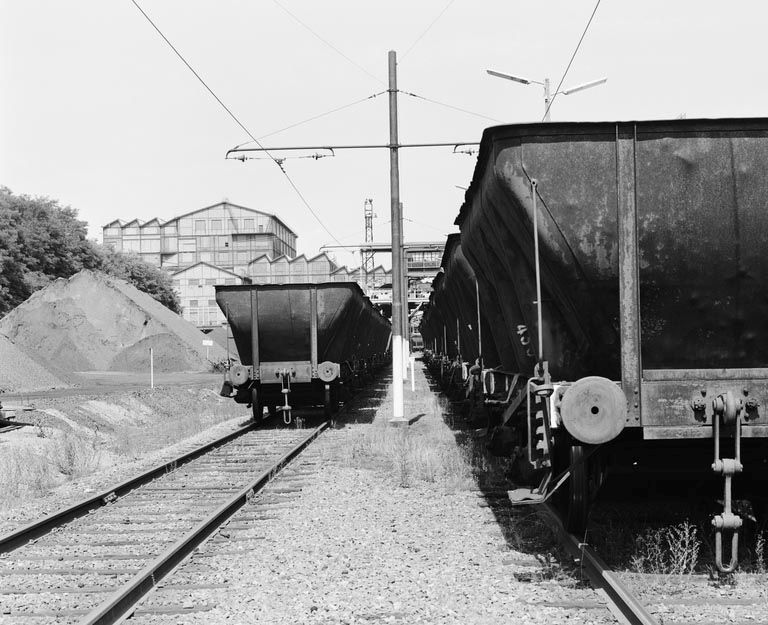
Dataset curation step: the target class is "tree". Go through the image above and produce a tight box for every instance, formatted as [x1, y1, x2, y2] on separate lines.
[0, 187, 181, 316]
[0, 187, 100, 315]
[97, 246, 182, 314]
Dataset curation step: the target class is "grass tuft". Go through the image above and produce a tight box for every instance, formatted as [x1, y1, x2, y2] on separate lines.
[343, 392, 474, 490]
[0, 386, 245, 511]
[631, 520, 700, 575]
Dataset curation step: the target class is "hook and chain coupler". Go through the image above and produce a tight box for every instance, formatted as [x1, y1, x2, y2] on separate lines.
[711, 390, 743, 574]
[509, 361, 557, 504]
[277, 369, 294, 425]
[529, 360, 555, 471]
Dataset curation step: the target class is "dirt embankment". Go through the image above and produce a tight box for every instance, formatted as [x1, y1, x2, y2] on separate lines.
[0, 382, 251, 530]
[0, 334, 66, 394]
[0, 270, 230, 393]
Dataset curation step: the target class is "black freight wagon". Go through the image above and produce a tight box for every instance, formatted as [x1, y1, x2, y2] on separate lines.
[216, 282, 390, 421]
[422, 118, 768, 572]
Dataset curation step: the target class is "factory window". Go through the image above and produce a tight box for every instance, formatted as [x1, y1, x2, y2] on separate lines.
[140, 239, 160, 252]
[205, 279, 217, 285]
[210, 219, 222, 232]
[194, 220, 206, 234]
[179, 252, 195, 263]
[124, 226, 139, 235]
[104, 227, 120, 236]
[123, 239, 140, 251]
[208, 299, 217, 306]
[224, 278, 236, 285]
[162, 239, 178, 253]
[243, 218, 255, 231]
[218, 236, 229, 248]
[188, 279, 200, 286]
[189, 300, 199, 307]
[179, 238, 196, 252]
[198, 237, 213, 250]
[142, 225, 159, 235]
[200, 252, 213, 263]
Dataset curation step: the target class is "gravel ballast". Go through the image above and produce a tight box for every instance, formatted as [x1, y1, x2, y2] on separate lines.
[130, 365, 613, 625]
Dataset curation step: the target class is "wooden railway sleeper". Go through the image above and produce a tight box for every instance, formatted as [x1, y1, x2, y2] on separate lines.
[711, 391, 743, 574]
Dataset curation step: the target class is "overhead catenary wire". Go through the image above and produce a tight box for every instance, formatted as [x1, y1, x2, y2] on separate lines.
[400, 90, 504, 124]
[543, 0, 603, 122]
[271, 0, 385, 87]
[129, 0, 344, 246]
[231, 91, 387, 152]
[401, 0, 456, 60]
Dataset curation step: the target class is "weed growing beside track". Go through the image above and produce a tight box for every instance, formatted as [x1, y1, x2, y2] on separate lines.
[341, 393, 475, 490]
[589, 503, 768, 577]
[0, 385, 245, 512]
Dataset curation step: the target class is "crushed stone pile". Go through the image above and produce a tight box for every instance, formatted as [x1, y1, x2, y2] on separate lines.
[0, 270, 228, 373]
[0, 334, 68, 393]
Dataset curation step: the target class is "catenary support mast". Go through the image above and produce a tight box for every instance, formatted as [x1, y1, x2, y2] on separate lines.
[388, 50, 406, 424]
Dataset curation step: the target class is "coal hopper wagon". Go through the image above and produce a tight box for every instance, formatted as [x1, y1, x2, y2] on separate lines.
[422, 118, 768, 572]
[216, 282, 390, 422]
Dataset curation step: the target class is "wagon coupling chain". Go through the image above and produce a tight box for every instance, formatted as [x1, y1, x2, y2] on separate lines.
[531, 361, 554, 398]
[711, 393, 743, 574]
[278, 370, 293, 425]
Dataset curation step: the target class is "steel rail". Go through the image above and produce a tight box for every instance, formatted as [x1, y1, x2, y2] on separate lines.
[80, 421, 329, 625]
[540, 503, 659, 625]
[0, 421, 256, 553]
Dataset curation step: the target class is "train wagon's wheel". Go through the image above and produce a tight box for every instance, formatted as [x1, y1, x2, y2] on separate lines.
[250, 388, 266, 421]
[565, 445, 590, 535]
[323, 384, 339, 417]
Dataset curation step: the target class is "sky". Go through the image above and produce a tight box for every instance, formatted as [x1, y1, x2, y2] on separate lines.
[2, 1, 767, 268]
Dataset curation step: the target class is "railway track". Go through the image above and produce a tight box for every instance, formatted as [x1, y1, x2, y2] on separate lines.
[0, 419, 328, 624]
[541, 503, 768, 625]
[540, 503, 659, 625]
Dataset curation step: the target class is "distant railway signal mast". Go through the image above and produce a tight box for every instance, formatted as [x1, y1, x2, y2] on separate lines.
[362, 198, 375, 289]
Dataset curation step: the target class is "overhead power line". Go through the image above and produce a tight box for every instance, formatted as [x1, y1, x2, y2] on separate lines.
[231, 91, 387, 151]
[543, 0, 603, 122]
[400, 90, 504, 123]
[271, 0, 384, 86]
[401, 0, 456, 60]
[129, 0, 344, 246]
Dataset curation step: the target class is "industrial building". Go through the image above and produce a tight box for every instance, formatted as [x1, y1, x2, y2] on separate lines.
[103, 202, 444, 330]
[102, 202, 298, 274]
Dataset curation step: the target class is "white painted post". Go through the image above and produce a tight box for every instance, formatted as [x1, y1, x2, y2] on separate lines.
[150, 347, 154, 389]
[410, 356, 415, 392]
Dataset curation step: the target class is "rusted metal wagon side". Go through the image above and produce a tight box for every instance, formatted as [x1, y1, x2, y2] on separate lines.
[216, 282, 390, 421]
[421, 234, 507, 403]
[448, 118, 768, 572]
